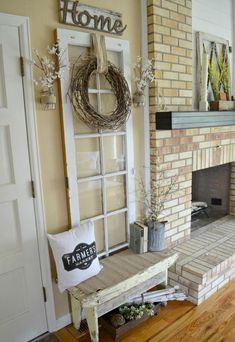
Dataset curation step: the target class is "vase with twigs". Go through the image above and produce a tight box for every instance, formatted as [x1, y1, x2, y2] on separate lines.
[133, 56, 157, 107]
[32, 40, 67, 110]
[138, 166, 177, 251]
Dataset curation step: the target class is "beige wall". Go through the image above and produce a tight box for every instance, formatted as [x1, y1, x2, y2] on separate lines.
[0, 0, 143, 319]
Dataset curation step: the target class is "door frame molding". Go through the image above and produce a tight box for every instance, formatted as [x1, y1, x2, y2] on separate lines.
[0, 13, 57, 331]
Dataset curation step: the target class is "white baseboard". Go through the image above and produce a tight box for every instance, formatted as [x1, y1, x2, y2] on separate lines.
[55, 313, 72, 331]
[54, 309, 86, 331]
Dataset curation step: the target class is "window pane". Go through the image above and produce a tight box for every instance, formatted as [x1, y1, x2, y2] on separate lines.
[73, 115, 98, 134]
[99, 74, 112, 90]
[75, 138, 100, 178]
[69, 45, 97, 89]
[94, 219, 105, 253]
[88, 72, 97, 89]
[107, 50, 121, 67]
[100, 94, 117, 116]
[108, 212, 127, 248]
[106, 175, 126, 212]
[88, 93, 98, 110]
[69, 45, 98, 134]
[78, 180, 103, 220]
[68, 45, 87, 64]
[101, 125, 126, 133]
[103, 135, 125, 173]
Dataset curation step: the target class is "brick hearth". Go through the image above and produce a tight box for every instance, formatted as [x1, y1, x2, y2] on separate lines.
[169, 215, 235, 304]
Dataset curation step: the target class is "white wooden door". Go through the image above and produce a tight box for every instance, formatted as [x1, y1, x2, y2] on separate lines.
[0, 20, 47, 342]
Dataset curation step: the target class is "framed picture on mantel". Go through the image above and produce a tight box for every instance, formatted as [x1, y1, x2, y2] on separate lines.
[196, 32, 233, 111]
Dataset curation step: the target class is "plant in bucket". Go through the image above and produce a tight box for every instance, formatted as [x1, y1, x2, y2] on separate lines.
[139, 168, 176, 252]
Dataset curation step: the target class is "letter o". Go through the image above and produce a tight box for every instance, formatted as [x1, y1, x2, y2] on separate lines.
[78, 10, 91, 26]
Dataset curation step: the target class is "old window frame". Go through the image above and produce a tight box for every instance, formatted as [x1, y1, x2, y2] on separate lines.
[57, 28, 135, 257]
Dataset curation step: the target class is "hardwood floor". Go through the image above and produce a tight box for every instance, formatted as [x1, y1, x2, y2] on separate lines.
[55, 278, 235, 342]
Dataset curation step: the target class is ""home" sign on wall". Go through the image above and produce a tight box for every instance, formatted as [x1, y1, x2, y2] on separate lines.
[60, 0, 127, 35]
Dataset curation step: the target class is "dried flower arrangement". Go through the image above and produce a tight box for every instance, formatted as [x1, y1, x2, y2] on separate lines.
[134, 56, 157, 93]
[32, 40, 67, 110]
[138, 170, 176, 224]
[137, 166, 177, 251]
[33, 40, 66, 88]
[132, 56, 157, 106]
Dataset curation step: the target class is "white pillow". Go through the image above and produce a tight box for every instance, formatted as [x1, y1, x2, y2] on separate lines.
[48, 221, 102, 293]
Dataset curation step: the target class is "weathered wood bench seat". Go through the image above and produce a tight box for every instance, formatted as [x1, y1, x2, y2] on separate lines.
[68, 249, 178, 342]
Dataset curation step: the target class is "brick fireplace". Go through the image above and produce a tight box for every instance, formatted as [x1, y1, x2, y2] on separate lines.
[147, 0, 235, 303]
[147, 0, 235, 247]
[151, 123, 235, 304]
[152, 127, 235, 248]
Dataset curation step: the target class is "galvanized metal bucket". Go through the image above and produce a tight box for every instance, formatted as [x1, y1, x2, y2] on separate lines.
[148, 221, 166, 252]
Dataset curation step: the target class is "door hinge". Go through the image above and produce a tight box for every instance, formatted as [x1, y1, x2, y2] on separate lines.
[31, 180, 36, 198]
[20, 56, 25, 77]
[42, 286, 47, 302]
[65, 176, 69, 190]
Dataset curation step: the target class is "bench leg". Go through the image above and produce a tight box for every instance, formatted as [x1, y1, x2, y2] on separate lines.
[84, 306, 99, 342]
[164, 269, 168, 287]
[70, 295, 82, 329]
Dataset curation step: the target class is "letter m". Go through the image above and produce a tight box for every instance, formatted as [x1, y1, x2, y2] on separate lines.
[93, 15, 112, 32]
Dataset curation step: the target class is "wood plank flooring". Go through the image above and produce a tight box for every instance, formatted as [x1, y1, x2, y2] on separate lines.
[55, 278, 235, 342]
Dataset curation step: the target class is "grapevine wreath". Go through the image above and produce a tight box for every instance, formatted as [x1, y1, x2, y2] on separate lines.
[68, 55, 132, 130]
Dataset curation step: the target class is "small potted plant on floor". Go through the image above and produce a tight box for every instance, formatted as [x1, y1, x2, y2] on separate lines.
[119, 303, 155, 321]
[139, 168, 176, 251]
[101, 302, 161, 341]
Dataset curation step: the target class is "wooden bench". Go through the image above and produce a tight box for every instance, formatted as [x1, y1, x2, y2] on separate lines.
[68, 249, 178, 342]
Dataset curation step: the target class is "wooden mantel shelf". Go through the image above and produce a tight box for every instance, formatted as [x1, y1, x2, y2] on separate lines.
[156, 111, 235, 130]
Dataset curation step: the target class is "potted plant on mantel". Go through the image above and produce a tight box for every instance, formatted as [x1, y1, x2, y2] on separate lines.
[139, 170, 176, 252]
